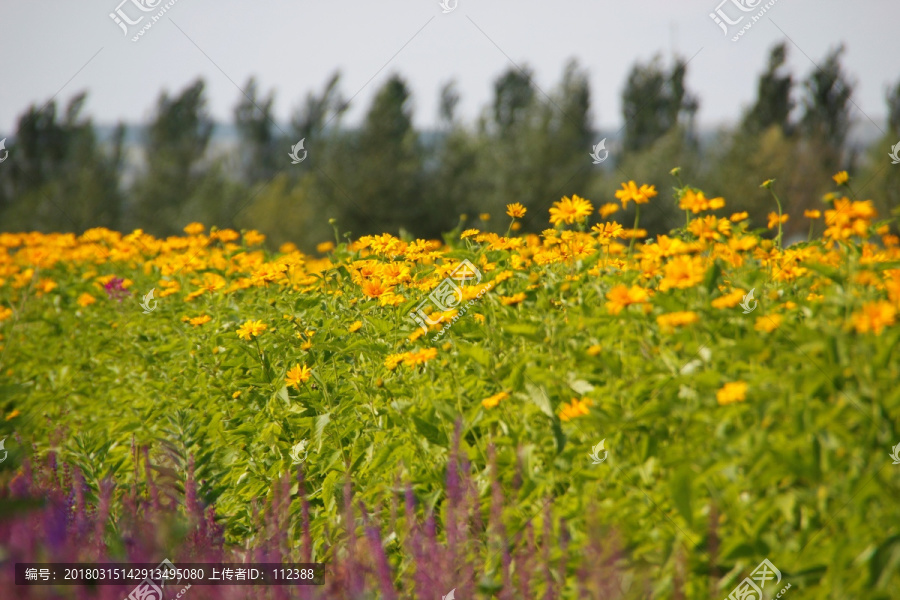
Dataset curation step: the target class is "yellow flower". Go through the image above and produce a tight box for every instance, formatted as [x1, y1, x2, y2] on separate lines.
[403, 348, 438, 368]
[183, 222, 205, 235]
[767, 212, 789, 229]
[385, 353, 406, 370]
[237, 319, 267, 340]
[587, 344, 602, 356]
[214, 228, 240, 243]
[189, 315, 211, 327]
[506, 203, 527, 218]
[482, 391, 509, 409]
[559, 398, 593, 422]
[656, 311, 699, 332]
[301, 339, 313, 351]
[549, 195, 594, 226]
[76, 293, 96, 307]
[852, 301, 896, 335]
[0, 307, 15, 322]
[761, 179, 775, 189]
[479, 213, 491, 222]
[598, 202, 620, 219]
[717, 382, 747, 406]
[500, 292, 527, 306]
[317, 241, 335, 254]
[614, 181, 657, 209]
[804, 210, 822, 219]
[679, 189, 725, 214]
[348, 320, 363, 333]
[659, 255, 706, 292]
[832, 171, 849, 185]
[408, 328, 426, 341]
[5, 408, 21, 421]
[605, 285, 650, 315]
[286, 364, 312, 389]
[232, 391, 242, 399]
[511, 222, 522, 231]
[243, 230, 266, 246]
[711, 289, 746, 309]
[730, 212, 749, 222]
[754, 314, 782, 333]
[279, 242, 299, 253]
[460, 229, 481, 240]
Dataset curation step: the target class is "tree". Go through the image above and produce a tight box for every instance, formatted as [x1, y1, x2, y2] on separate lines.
[0, 93, 124, 232]
[438, 80, 461, 127]
[342, 74, 425, 237]
[887, 79, 900, 135]
[234, 77, 279, 183]
[742, 43, 794, 135]
[800, 45, 854, 149]
[492, 67, 536, 137]
[621, 55, 698, 153]
[129, 79, 215, 234]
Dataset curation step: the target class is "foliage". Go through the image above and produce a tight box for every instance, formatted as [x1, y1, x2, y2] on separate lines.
[2, 172, 900, 598]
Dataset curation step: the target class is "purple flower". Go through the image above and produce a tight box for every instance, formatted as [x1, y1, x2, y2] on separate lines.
[103, 276, 130, 301]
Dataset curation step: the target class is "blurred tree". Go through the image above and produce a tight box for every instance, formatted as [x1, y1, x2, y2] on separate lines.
[492, 66, 536, 137]
[438, 80, 461, 127]
[621, 55, 699, 153]
[426, 80, 483, 233]
[742, 43, 794, 135]
[234, 77, 279, 183]
[128, 79, 216, 234]
[342, 74, 425, 237]
[887, 80, 900, 135]
[475, 61, 596, 230]
[0, 93, 124, 233]
[800, 45, 854, 153]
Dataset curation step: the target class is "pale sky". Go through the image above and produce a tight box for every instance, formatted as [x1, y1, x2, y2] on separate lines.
[1, 0, 899, 134]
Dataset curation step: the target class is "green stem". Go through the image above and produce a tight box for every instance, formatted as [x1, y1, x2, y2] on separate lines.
[629, 205, 641, 254]
[773, 192, 784, 250]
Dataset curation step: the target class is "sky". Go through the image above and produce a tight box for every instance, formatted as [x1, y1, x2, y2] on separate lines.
[1, 0, 899, 135]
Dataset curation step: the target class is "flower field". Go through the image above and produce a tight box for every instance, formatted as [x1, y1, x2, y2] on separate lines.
[2, 173, 900, 598]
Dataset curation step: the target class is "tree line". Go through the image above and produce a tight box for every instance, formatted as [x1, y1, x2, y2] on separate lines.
[1, 43, 898, 250]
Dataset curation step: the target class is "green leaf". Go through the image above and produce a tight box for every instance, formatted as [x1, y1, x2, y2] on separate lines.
[669, 466, 693, 529]
[411, 415, 448, 447]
